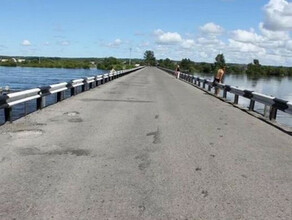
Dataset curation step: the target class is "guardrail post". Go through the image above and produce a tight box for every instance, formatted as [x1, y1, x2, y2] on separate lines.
[36, 97, 46, 110]
[102, 75, 105, 84]
[57, 92, 63, 102]
[249, 100, 255, 111]
[208, 85, 211, 91]
[71, 87, 76, 96]
[82, 84, 86, 92]
[269, 106, 277, 120]
[234, 94, 239, 104]
[4, 107, 12, 122]
[223, 89, 228, 99]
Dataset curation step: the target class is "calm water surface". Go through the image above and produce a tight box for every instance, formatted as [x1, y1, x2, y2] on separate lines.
[0, 66, 107, 91]
[196, 72, 292, 102]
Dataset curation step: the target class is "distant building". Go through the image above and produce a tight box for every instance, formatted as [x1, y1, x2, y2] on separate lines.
[1, 59, 8, 62]
[11, 58, 17, 63]
[17, 59, 26, 63]
[135, 64, 140, 67]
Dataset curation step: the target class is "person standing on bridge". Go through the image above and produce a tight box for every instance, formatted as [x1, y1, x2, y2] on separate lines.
[175, 65, 180, 79]
[213, 66, 225, 96]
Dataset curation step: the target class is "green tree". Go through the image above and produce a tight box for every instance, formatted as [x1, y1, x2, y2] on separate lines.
[158, 58, 175, 69]
[144, 50, 156, 66]
[215, 54, 226, 69]
[253, 59, 260, 66]
[180, 58, 195, 73]
[200, 62, 212, 73]
[246, 59, 264, 75]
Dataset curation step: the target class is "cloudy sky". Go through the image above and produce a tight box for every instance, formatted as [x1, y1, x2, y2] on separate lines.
[0, 0, 292, 66]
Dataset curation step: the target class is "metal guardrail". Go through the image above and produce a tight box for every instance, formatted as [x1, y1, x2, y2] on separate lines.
[158, 66, 292, 122]
[0, 67, 144, 123]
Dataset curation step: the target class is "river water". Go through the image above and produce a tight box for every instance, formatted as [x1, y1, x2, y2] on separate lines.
[0, 66, 292, 128]
[0, 66, 107, 91]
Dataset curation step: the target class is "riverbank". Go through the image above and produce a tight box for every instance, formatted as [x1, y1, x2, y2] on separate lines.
[0, 56, 140, 71]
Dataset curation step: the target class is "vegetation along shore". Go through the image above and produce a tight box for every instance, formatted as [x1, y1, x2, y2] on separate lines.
[1, 52, 292, 77]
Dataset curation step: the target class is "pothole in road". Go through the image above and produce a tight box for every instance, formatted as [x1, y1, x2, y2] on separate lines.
[64, 111, 83, 123]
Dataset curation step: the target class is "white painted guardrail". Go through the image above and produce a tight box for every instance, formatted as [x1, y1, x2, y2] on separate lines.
[159, 66, 292, 122]
[0, 67, 144, 123]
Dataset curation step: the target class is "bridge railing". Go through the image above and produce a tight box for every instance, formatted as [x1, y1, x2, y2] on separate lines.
[0, 67, 144, 124]
[158, 66, 292, 122]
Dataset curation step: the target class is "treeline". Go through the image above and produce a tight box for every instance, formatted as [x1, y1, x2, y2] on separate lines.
[0, 56, 140, 70]
[246, 59, 292, 76]
[158, 54, 227, 74]
[157, 56, 292, 76]
[96, 57, 137, 70]
[0, 57, 91, 69]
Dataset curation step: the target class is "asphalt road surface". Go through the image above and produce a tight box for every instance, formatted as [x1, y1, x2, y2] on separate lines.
[0, 67, 292, 220]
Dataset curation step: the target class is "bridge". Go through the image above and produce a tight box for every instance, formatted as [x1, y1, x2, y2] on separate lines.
[0, 67, 292, 219]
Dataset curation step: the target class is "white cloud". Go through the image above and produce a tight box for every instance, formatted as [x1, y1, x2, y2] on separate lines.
[181, 39, 195, 49]
[197, 37, 225, 48]
[286, 40, 292, 50]
[21, 40, 31, 46]
[106, 38, 122, 47]
[263, 0, 292, 31]
[259, 22, 289, 40]
[231, 29, 263, 43]
[154, 29, 182, 45]
[154, 45, 172, 58]
[199, 52, 208, 58]
[147, 3, 292, 66]
[228, 39, 266, 54]
[200, 22, 224, 35]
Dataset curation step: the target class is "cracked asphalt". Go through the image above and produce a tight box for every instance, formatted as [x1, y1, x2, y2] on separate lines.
[0, 67, 292, 219]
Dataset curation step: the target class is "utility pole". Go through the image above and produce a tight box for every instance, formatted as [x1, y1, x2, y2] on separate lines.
[129, 48, 132, 66]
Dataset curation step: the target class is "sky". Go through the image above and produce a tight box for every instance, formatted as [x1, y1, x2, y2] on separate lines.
[0, 0, 292, 66]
